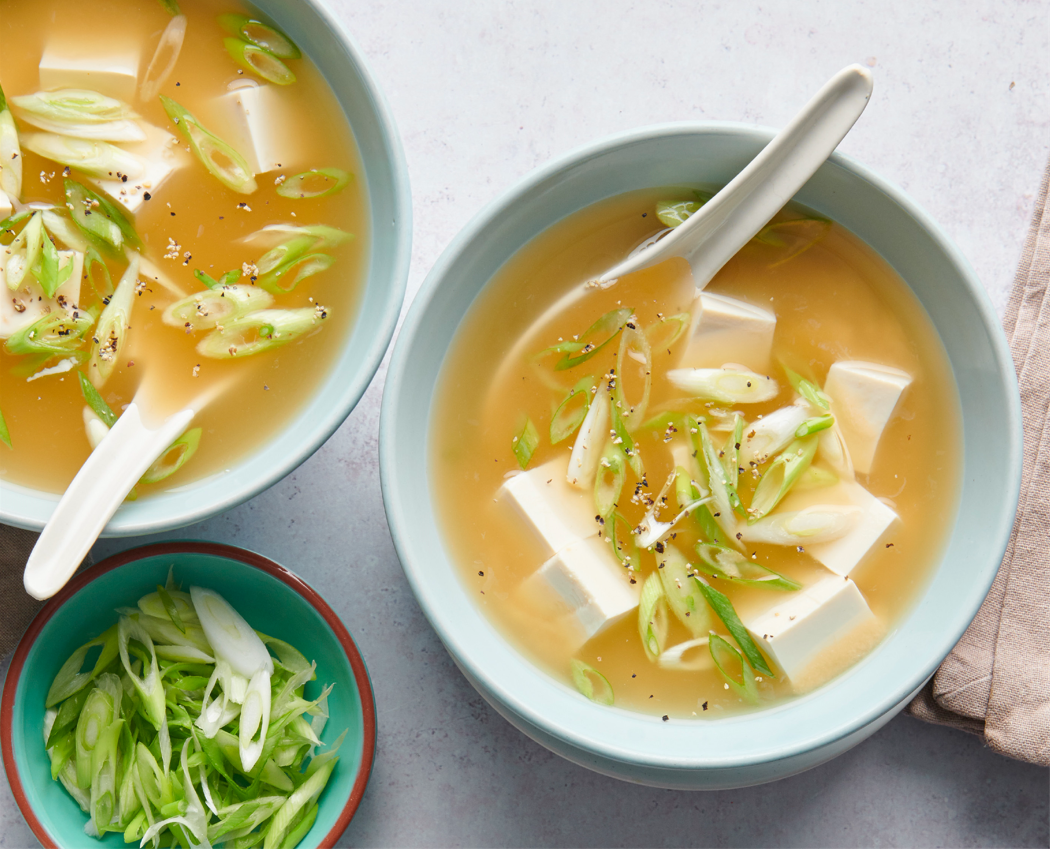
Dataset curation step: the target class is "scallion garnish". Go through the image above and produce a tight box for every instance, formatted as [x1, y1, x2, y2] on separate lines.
[78, 371, 116, 427]
[638, 572, 669, 660]
[65, 179, 141, 252]
[512, 416, 539, 469]
[722, 413, 744, 489]
[667, 366, 779, 405]
[613, 323, 652, 431]
[196, 306, 328, 359]
[781, 363, 831, 410]
[656, 198, 704, 229]
[160, 95, 258, 194]
[693, 578, 774, 677]
[594, 442, 626, 519]
[569, 660, 614, 705]
[139, 427, 202, 484]
[740, 505, 860, 546]
[709, 635, 759, 703]
[220, 14, 302, 60]
[748, 436, 818, 523]
[609, 402, 643, 477]
[644, 311, 691, 350]
[141, 14, 188, 102]
[276, 168, 352, 199]
[0, 406, 10, 449]
[549, 376, 594, 444]
[11, 90, 144, 142]
[657, 545, 713, 637]
[22, 133, 143, 179]
[156, 0, 181, 14]
[795, 413, 835, 438]
[164, 284, 274, 331]
[541, 306, 632, 371]
[0, 82, 23, 201]
[224, 38, 297, 86]
[694, 543, 801, 591]
[4, 310, 95, 358]
[193, 267, 242, 289]
[88, 253, 139, 387]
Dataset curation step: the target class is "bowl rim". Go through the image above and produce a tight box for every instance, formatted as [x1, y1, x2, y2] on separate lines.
[0, 0, 413, 537]
[379, 120, 1022, 773]
[1, 541, 378, 848]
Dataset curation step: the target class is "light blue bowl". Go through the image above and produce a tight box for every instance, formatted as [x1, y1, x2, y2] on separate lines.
[1, 542, 376, 847]
[379, 123, 1022, 789]
[0, 0, 412, 536]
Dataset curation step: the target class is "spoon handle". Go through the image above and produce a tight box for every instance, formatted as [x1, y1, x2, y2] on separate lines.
[22, 402, 195, 600]
[599, 63, 873, 288]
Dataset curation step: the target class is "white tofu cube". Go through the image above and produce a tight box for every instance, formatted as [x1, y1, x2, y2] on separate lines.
[497, 458, 601, 558]
[0, 189, 12, 220]
[209, 85, 303, 175]
[90, 124, 187, 213]
[746, 574, 876, 679]
[682, 292, 776, 372]
[823, 361, 912, 475]
[525, 536, 639, 645]
[779, 480, 900, 576]
[39, 42, 141, 101]
[0, 247, 84, 339]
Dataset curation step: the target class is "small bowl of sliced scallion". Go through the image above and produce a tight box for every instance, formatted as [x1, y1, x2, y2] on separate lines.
[1, 542, 375, 848]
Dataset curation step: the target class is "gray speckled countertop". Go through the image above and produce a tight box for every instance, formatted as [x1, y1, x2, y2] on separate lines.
[3, 0, 1049, 846]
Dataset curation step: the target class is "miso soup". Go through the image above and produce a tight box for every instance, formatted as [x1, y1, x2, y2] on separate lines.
[0, 0, 368, 495]
[432, 189, 962, 718]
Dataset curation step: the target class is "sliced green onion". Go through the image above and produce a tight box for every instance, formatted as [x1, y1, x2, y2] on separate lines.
[35, 229, 70, 298]
[739, 404, 808, 467]
[6, 211, 43, 289]
[644, 311, 691, 351]
[45, 626, 119, 708]
[0, 100, 23, 199]
[709, 635, 759, 703]
[740, 505, 861, 546]
[220, 15, 302, 59]
[21, 133, 143, 180]
[723, 413, 744, 489]
[698, 421, 745, 519]
[567, 386, 609, 488]
[796, 414, 835, 438]
[667, 367, 779, 405]
[41, 209, 89, 252]
[196, 305, 327, 359]
[11, 91, 144, 142]
[88, 253, 138, 387]
[140, 14, 187, 102]
[154, 585, 186, 634]
[74, 677, 118, 789]
[0, 209, 31, 244]
[609, 402, 643, 478]
[243, 222, 352, 250]
[656, 198, 704, 228]
[594, 442, 626, 519]
[606, 511, 641, 572]
[748, 436, 818, 523]
[693, 578, 774, 676]
[754, 217, 831, 267]
[276, 168, 351, 199]
[550, 376, 594, 444]
[657, 545, 713, 637]
[694, 543, 801, 591]
[257, 250, 333, 295]
[512, 416, 539, 469]
[4, 310, 95, 358]
[156, 0, 180, 14]
[160, 95, 257, 194]
[224, 38, 297, 86]
[263, 755, 336, 849]
[637, 572, 668, 661]
[0, 407, 10, 449]
[140, 428, 201, 484]
[65, 179, 140, 252]
[78, 371, 116, 427]
[193, 267, 242, 289]
[46, 688, 91, 751]
[569, 659, 614, 705]
[781, 363, 830, 410]
[163, 284, 274, 331]
[613, 323, 653, 432]
[543, 307, 632, 371]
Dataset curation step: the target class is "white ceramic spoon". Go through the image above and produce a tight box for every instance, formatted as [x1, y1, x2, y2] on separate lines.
[23, 377, 230, 600]
[598, 63, 874, 289]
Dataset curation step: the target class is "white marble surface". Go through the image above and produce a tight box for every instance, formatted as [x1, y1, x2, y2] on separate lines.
[3, 0, 1050, 846]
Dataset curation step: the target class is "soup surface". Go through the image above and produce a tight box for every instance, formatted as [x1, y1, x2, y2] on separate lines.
[0, 0, 368, 495]
[432, 189, 962, 718]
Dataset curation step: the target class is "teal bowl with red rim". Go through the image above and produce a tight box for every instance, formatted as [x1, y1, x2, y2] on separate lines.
[1, 542, 376, 848]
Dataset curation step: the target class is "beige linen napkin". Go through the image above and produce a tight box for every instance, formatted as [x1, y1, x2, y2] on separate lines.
[908, 156, 1050, 767]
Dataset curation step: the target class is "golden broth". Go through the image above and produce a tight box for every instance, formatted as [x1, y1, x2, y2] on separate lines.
[0, 0, 368, 494]
[431, 189, 961, 718]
